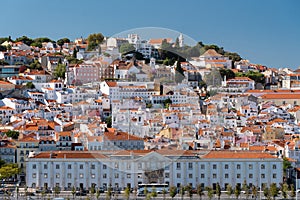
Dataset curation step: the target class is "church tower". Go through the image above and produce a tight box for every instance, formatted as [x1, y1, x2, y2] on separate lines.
[179, 33, 184, 47]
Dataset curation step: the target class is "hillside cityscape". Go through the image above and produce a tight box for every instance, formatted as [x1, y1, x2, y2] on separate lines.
[0, 30, 300, 200]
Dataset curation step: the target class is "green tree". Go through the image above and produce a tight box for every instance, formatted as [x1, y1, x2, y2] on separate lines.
[15, 36, 34, 46]
[106, 185, 112, 200]
[290, 184, 296, 198]
[226, 184, 233, 199]
[185, 185, 193, 200]
[26, 82, 35, 89]
[263, 186, 270, 200]
[119, 43, 135, 54]
[72, 48, 77, 58]
[54, 186, 60, 197]
[71, 186, 76, 199]
[162, 188, 167, 200]
[252, 185, 258, 200]
[179, 185, 185, 199]
[163, 98, 172, 108]
[0, 37, 11, 44]
[57, 38, 70, 48]
[53, 63, 66, 79]
[206, 186, 214, 200]
[215, 182, 221, 200]
[96, 189, 100, 200]
[196, 184, 204, 200]
[29, 60, 42, 70]
[4, 130, 19, 139]
[124, 186, 130, 200]
[0, 163, 19, 179]
[87, 33, 104, 51]
[151, 187, 157, 199]
[283, 157, 292, 172]
[219, 68, 235, 80]
[169, 186, 177, 199]
[242, 180, 250, 198]
[269, 183, 278, 200]
[281, 183, 289, 199]
[90, 185, 96, 198]
[144, 186, 149, 197]
[105, 116, 112, 128]
[234, 184, 241, 199]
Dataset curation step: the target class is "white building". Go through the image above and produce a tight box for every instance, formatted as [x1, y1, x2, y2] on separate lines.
[26, 150, 282, 190]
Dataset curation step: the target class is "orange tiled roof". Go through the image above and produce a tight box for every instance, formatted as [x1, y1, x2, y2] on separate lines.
[203, 150, 276, 159]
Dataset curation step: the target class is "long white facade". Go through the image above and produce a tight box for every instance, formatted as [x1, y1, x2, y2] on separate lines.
[26, 150, 283, 190]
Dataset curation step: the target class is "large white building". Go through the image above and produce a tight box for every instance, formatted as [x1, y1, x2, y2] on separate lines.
[26, 150, 282, 191]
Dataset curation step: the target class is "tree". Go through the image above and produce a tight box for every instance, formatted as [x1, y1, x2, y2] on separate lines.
[234, 184, 241, 199]
[252, 185, 258, 200]
[219, 68, 235, 80]
[53, 63, 66, 79]
[106, 185, 112, 200]
[26, 82, 35, 89]
[71, 186, 76, 199]
[124, 186, 130, 200]
[269, 183, 278, 200]
[72, 48, 77, 59]
[0, 163, 19, 179]
[281, 183, 289, 199]
[57, 38, 70, 48]
[179, 185, 185, 200]
[175, 60, 185, 83]
[90, 185, 96, 198]
[162, 188, 167, 200]
[206, 186, 214, 200]
[119, 43, 135, 54]
[87, 33, 104, 51]
[105, 116, 112, 128]
[29, 60, 42, 70]
[163, 98, 172, 109]
[215, 182, 221, 200]
[290, 184, 296, 198]
[169, 186, 177, 199]
[54, 186, 60, 197]
[196, 184, 204, 200]
[4, 130, 19, 139]
[151, 187, 157, 199]
[283, 157, 292, 172]
[226, 184, 233, 199]
[96, 189, 101, 200]
[242, 180, 250, 198]
[185, 185, 193, 200]
[15, 36, 34, 46]
[263, 186, 270, 200]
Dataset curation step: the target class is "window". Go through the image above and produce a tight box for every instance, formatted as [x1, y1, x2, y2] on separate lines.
[115, 163, 119, 169]
[201, 164, 205, 169]
[201, 174, 205, 178]
[91, 174, 95, 179]
[32, 173, 36, 178]
[189, 174, 193, 178]
[33, 164, 36, 169]
[237, 164, 241, 169]
[188, 162, 193, 169]
[67, 173, 71, 179]
[273, 165, 276, 169]
[261, 164, 265, 169]
[80, 164, 84, 169]
[225, 174, 229, 178]
[91, 164, 95, 169]
[213, 164, 217, 169]
[176, 163, 181, 169]
[237, 174, 241, 179]
[249, 164, 253, 169]
[225, 164, 229, 169]
[79, 173, 84, 178]
[103, 174, 107, 179]
[127, 174, 131, 178]
[115, 173, 119, 178]
[127, 163, 131, 170]
[177, 173, 181, 178]
[68, 164, 72, 169]
[213, 174, 217, 178]
[44, 173, 48, 178]
[165, 173, 170, 178]
[103, 164, 107, 169]
[273, 174, 277, 178]
[261, 174, 265, 178]
[56, 164, 60, 169]
[44, 164, 47, 169]
[56, 173, 60, 178]
[249, 174, 253, 178]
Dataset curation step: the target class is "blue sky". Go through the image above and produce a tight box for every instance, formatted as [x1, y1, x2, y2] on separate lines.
[1, 0, 300, 68]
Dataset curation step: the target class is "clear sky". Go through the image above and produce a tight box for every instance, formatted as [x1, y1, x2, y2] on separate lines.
[1, 0, 300, 69]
